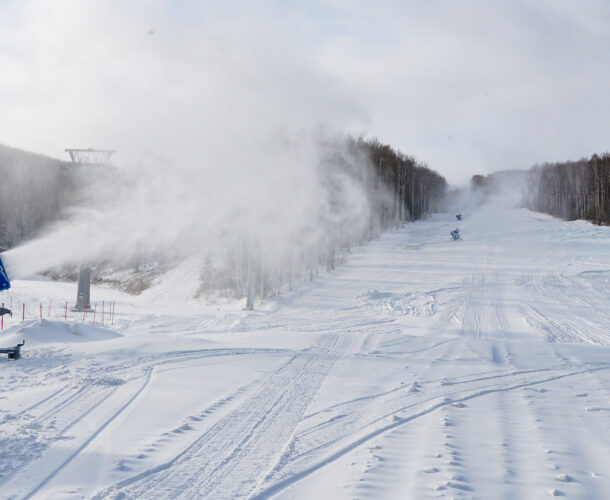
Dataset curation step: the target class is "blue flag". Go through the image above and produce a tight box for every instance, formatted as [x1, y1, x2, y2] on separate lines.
[0, 255, 11, 291]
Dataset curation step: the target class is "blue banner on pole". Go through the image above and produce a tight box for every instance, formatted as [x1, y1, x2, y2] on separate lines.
[0, 256, 11, 290]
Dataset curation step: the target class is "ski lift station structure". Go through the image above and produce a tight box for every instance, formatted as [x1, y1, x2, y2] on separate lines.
[65, 148, 116, 311]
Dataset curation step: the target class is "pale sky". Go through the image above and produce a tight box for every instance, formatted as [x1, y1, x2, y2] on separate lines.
[1, 0, 609, 184]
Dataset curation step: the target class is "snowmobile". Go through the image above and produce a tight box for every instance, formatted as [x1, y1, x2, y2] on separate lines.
[450, 228, 461, 241]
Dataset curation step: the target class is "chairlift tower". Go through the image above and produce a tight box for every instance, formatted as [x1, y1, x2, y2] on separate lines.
[65, 148, 115, 312]
[64, 148, 115, 168]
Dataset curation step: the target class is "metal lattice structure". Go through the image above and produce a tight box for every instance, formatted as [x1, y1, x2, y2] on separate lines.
[65, 148, 115, 166]
[65, 148, 116, 311]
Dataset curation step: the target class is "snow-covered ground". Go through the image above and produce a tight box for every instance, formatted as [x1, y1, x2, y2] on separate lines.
[1, 206, 609, 499]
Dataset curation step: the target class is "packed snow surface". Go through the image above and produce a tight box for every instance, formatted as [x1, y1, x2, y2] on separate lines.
[0, 207, 609, 499]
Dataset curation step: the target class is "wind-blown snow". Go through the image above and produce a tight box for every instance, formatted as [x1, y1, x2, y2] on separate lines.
[0, 206, 608, 499]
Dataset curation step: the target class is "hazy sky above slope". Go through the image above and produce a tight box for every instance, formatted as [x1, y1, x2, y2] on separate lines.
[1, 0, 609, 184]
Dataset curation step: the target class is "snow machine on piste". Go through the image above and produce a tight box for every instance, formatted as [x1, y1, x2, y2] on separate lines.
[0, 255, 10, 291]
[0, 307, 11, 317]
[0, 340, 25, 360]
[450, 228, 461, 241]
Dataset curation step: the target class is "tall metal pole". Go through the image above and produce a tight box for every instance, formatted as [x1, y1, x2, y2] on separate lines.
[73, 265, 91, 312]
[64, 148, 115, 314]
[245, 240, 254, 310]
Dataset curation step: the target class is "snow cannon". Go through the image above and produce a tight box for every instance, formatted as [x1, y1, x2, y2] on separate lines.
[450, 229, 461, 241]
[456, 214, 462, 221]
[0, 255, 10, 291]
[0, 340, 24, 360]
[0, 307, 11, 317]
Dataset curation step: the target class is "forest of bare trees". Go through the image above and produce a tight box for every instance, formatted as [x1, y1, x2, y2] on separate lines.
[528, 154, 610, 225]
[0, 144, 74, 249]
[467, 153, 609, 226]
[348, 136, 447, 226]
[199, 135, 448, 303]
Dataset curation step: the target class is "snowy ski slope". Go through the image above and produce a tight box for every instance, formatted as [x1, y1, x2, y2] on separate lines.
[0, 206, 609, 499]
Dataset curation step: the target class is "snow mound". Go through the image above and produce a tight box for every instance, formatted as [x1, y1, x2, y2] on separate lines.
[1, 319, 123, 345]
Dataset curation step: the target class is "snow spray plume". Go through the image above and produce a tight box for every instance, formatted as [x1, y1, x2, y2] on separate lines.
[443, 169, 530, 214]
[3, 132, 373, 284]
[1, 1, 376, 291]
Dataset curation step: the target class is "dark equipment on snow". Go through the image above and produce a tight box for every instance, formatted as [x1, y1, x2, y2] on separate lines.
[456, 214, 462, 220]
[450, 228, 461, 241]
[0, 307, 11, 317]
[0, 340, 24, 360]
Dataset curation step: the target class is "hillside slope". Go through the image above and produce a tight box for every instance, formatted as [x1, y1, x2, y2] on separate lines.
[0, 206, 609, 499]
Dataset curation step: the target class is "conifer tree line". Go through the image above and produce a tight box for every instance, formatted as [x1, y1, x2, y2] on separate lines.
[526, 154, 609, 225]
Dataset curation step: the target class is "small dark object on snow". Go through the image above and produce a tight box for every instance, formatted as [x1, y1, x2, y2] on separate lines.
[0, 340, 24, 360]
[456, 214, 462, 220]
[0, 307, 12, 317]
[450, 229, 461, 241]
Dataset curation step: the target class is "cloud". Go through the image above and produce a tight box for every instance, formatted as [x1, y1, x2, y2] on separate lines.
[1, 0, 609, 184]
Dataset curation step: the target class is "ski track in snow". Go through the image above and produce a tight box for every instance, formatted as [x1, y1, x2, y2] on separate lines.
[1, 207, 609, 499]
[97, 334, 352, 499]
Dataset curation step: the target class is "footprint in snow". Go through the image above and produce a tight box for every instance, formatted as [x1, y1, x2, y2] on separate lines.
[556, 474, 576, 483]
[172, 423, 193, 433]
[423, 467, 439, 473]
[114, 459, 131, 471]
[450, 473, 468, 482]
[407, 381, 420, 393]
[550, 489, 565, 496]
[446, 480, 473, 491]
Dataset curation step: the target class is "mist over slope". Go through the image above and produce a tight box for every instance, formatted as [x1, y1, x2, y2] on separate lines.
[2, 135, 446, 301]
[445, 153, 609, 226]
